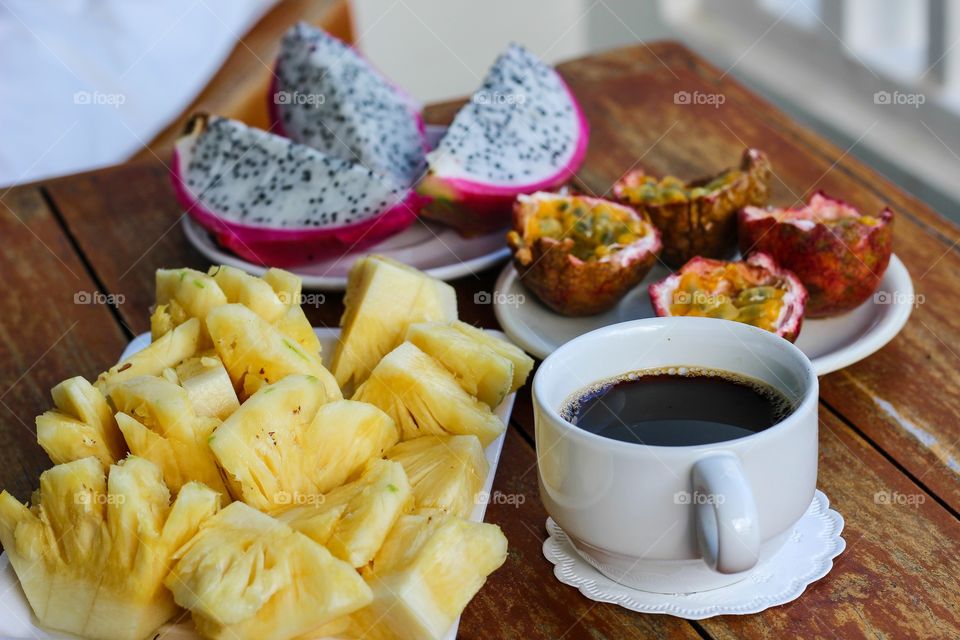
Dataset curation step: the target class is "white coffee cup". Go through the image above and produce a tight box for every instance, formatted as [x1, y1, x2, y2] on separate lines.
[534, 317, 818, 593]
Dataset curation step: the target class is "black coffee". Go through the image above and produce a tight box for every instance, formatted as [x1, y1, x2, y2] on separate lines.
[562, 368, 794, 446]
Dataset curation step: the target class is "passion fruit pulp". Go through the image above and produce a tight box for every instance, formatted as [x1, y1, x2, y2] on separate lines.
[507, 192, 662, 316]
[649, 253, 807, 342]
[739, 192, 893, 317]
[614, 148, 771, 267]
[623, 171, 744, 206]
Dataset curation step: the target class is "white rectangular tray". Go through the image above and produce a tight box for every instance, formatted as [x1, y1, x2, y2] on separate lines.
[0, 327, 515, 639]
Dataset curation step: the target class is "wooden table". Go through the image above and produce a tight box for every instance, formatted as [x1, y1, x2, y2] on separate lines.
[2, 42, 959, 639]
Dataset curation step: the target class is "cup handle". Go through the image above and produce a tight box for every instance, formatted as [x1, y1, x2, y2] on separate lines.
[691, 453, 760, 574]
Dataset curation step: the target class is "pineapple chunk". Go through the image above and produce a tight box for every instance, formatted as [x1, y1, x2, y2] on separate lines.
[166, 501, 372, 640]
[0, 456, 219, 640]
[275, 304, 322, 355]
[261, 267, 302, 301]
[354, 342, 506, 446]
[277, 459, 412, 567]
[150, 304, 175, 339]
[36, 376, 125, 466]
[210, 264, 286, 319]
[406, 322, 515, 408]
[96, 317, 201, 392]
[206, 303, 338, 399]
[261, 267, 323, 354]
[150, 266, 320, 355]
[331, 255, 458, 392]
[210, 265, 321, 355]
[210, 375, 393, 512]
[152, 268, 228, 341]
[175, 354, 240, 420]
[351, 512, 508, 640]
[449, 320, 534, 393]
[109, 375, 230, 496]
[386, 435, 488, 518]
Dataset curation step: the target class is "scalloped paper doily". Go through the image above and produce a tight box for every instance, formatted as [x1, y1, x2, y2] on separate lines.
[542, 490, 845, 619]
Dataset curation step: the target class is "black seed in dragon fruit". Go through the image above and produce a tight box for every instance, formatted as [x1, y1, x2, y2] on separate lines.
[270, 22, 427, 189]
[417, 43, 589, 236]
[171, 114, 420, 267]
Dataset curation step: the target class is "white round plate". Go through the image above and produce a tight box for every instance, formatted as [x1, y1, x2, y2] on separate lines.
[543, 490, 845, 619]
[183, 216, 510, 291]
[495, 254, 913, 376]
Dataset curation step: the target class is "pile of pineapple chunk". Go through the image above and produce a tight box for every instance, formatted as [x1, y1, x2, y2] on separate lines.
[0, 256, 533, 640]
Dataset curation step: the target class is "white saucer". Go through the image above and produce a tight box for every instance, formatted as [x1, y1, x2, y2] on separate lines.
[495, 254, 913, 376]
[542, 490, 845, 619]
[183, 216, 510, 292]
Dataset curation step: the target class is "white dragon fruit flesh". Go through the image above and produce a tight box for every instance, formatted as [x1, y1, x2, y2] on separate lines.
[417, 43, 589, 236]
[270, 23, 427, 189]
[171, 114, 419, 267]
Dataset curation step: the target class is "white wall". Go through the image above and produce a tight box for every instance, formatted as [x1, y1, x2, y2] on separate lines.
[351, 0, 674, 103]
[351, 0, 595, 103]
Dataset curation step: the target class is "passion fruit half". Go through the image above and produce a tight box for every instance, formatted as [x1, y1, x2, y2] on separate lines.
[614, 148, 771, 267]
[739, 192, 893, 317]
[507, 191, 662, 316]
[649, 252, 807, 342]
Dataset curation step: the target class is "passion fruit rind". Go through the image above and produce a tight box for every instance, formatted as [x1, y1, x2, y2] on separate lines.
[507, 192, 662, 316]
[739, 192, 893, 318]
[648, 252, 807, 342]
[614, 148, 772, 267]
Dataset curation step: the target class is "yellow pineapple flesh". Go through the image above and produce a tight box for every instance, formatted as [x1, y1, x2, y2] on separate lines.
[210, 264, 285, 319]
[405, 322, 515, 408]
[210, 265, 321, 355]
[449, 320, 534, 393]
[152, 268, 228, 342]
[166, 501, 372, 640]
[261, 267, 323, 354]
[174, 354, 240, 420]
[109, 375, 230, 496]
[206, 303, 337, 399]
[96, 317, 201, 392]
[150, 304, 175, 339]
[354, 342, 506, 445]
[386, 435, 488, 518]
[351, 512, 508, 640]
[150, 265, 320, 356]
[209, 375, 392, 512]
[277, 459, 412, 568]
[36, 376, 125, 466]
[331, 255, 458, 392]
[0, 456, 219, 640]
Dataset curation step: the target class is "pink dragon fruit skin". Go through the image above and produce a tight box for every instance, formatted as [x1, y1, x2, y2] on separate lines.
[171, 115, 420, 268]
[417, 44, 590, 236]
[268, 23, 428, 189]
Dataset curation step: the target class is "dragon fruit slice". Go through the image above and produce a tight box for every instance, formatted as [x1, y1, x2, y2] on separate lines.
[270, 23, 427, 188]
[171, 115, 419, 267]
[418, 44, 589, 236]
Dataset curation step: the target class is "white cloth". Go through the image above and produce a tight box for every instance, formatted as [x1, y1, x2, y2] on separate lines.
[0, 0, 277, 187]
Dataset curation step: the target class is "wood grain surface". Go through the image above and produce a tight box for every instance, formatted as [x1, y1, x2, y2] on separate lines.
[1, 41, 959, 639]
